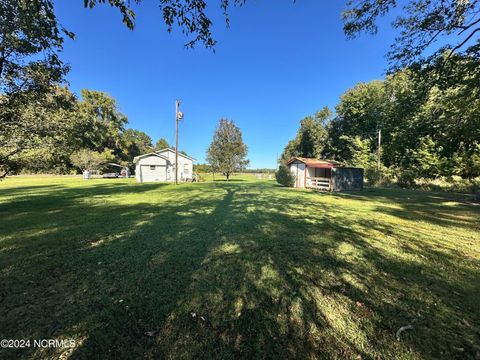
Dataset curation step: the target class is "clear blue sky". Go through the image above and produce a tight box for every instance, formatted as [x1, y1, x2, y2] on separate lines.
[55, 1, 395, 168]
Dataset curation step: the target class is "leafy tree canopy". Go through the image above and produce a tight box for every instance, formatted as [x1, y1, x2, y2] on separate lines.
[155, 138, 170, 150]
[121, 129, 154, 160]
[323, 60, 479, 180]
[70, 148, 114, 172]
[281, 107, 332, 163]
[0, 0, 73, 176]
[86, 0, 480, 72]
[0, 0, 71, 95]
[342, 0, 480, 71]
[206, 118, 249, 180]
[282, 54, 480, 183]
[0, 85, 76, 177]
[85, 0, 247, 48]
[75, 89, 128, 155]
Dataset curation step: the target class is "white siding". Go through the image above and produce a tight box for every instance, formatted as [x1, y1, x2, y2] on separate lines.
[135, 155, 168, 183]
[289, 161, 306, 188]
[134, 149, 194, 183]
[156, 149, 193, 181]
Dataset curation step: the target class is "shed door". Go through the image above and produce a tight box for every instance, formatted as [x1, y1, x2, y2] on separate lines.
[297, 163, 305, 188]
[140, 165, 166, 182]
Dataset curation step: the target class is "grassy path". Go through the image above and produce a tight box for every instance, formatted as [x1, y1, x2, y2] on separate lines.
[0, 176, 479, 359]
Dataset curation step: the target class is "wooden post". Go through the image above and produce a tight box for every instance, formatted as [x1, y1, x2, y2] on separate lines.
[304, 165, 307, 188]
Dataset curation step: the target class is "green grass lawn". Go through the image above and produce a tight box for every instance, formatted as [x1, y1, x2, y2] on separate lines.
[0, 175, 479, 359]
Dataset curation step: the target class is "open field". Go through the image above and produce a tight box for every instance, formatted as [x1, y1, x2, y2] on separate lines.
[0, 175, 479, 359]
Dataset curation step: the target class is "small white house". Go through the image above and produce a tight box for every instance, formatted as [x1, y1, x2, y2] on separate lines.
[133, 148, 195, 183]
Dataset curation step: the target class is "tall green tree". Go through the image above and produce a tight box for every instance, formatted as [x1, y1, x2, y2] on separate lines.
[206, 118, 249, 180]
[1, 84, 158, 176]
[342, 0, 480, 72]
[0, 86, 76, 177]
[323, 81, 386, 163]
[0, 0, 73, 177]
[121, 129, 153, 161]
[407, 136, 443, 178]
[321, 61, 480, 179]
[155, 138, 170, 150]
[0, 0, 70, 94]
[70, 148, 114, 172]
[340, 135, 376, 169]
[75, 89, 128, 156]
[281, 107, 332, 163]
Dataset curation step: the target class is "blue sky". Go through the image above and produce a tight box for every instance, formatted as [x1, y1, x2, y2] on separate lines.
[55, 1, 395, 168]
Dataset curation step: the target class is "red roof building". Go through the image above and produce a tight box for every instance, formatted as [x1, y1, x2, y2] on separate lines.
[286, 157, 342, 168]
[287, 157, 363, 191]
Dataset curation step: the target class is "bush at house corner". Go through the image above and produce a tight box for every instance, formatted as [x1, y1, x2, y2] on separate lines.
[275, 165, 295, 187]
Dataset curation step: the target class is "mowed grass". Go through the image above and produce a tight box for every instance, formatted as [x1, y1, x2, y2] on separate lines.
[0, 175, 479, 360]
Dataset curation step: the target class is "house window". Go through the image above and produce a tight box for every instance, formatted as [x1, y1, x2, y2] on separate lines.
[150, 165, 156, 170]
[184, 164, 189, 174]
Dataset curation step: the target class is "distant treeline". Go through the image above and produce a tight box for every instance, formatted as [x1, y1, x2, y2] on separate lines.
[1, 87, 174, 176]
[194, 164, 275, 174]
[242, 168, 276, 174]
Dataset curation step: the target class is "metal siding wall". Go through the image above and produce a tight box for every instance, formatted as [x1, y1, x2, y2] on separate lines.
[136, 155, 168, 183]
[135, 152, 193, 182]
[289, 162, 299, 187]
[297, 163, 305, 188]
[159, 150, 193, 181]
[332, 168, 364, 191]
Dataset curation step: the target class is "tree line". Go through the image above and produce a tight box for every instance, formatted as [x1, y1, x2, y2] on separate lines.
[0, 85, 173, 176]
[0, 1, 176, 178]
[1, 0, 478, 181]
[280, 54, 480, 186]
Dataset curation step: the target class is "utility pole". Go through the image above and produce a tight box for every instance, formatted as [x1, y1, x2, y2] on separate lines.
[377, 127, 382, 170]
[175, 100, 184, 185]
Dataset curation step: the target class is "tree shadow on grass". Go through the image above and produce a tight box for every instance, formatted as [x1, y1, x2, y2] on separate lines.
[152, 188, 479, 359]
[0, 182, 479, 359]
[0, 184, 63, 199]
[0, 184, 239, 359]
[329, 188, 480, 232]
[213, 179, 247, 182]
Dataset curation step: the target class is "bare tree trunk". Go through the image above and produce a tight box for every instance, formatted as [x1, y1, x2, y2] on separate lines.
[0, 45, 5, 80]
[0, 167, 11, 180]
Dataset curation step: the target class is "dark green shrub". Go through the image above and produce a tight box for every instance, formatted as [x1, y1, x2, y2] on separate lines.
[365, 167, 382, 186]
[275, 165, 295, 187]
[365, 166, 395, 187]
[396, 169, 416, 188]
